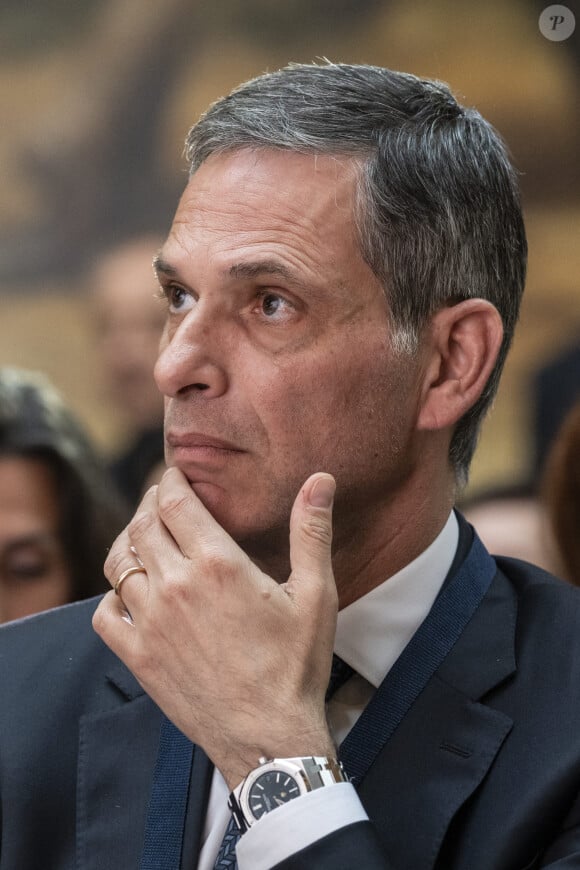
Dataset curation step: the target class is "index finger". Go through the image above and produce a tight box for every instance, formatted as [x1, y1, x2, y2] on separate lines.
[140, 467, 239, 565]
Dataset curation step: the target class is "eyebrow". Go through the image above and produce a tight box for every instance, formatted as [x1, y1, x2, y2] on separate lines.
[228, 260, 296, 283]
[153, 255, 303, 289]
[152, 256, 177, 277]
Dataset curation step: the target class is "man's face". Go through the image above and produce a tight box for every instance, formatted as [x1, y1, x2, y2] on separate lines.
[154, 150, 424, 552]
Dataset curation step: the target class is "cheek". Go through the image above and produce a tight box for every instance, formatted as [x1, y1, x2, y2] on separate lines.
[261, 349, 418, 478]
[25, 574, 71, 610]
[263, 349, 389, 434]
[0, 569, 71, 623]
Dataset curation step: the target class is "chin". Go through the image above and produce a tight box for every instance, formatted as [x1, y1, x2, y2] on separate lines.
[188, 479, 290, 555]
[187, 479, 258, 540]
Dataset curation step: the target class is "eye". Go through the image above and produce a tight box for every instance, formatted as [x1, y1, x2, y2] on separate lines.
[160, 284, 195, 315]
[262, 294, 283, 316]
[6, 559, 49, 582]
[256, 291, 294, 322]
[2, 547, 51, 584]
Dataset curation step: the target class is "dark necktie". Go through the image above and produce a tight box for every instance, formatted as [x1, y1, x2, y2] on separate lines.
[212, 653, 355, 870]
[326, 653, 355, 702]
[213, 816, 240, 870]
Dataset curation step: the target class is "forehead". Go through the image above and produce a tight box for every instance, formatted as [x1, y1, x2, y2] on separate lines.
[162, 149, 366, 276]
[183, 147, 358, 211]
[0, 456, 59, 524]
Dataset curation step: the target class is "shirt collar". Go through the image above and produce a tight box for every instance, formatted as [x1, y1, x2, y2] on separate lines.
[334, 511, 459, 688]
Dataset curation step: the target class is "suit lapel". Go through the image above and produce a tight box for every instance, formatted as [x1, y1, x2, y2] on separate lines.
[357, 566, 517, 870]
[76, 688, 162, 869]
[76, 656, 214, 870]
[181, 746, 214, 869]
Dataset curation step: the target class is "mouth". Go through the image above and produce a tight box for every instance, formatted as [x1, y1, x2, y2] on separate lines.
[165, 430, 245, 467]
[166, 431, 243, 451]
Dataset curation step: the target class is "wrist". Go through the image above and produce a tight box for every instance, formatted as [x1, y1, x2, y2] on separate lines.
[229, 754, 348, 833]
[220, 729, 336, 791]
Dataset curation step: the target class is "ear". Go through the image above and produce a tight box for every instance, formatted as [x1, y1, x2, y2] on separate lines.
[417, 299, 504, 432]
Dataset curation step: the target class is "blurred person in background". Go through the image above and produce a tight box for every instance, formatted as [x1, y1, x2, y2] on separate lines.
[542, 399, 580, 586]
[462, 336, 580, 574]
[0, 367, 128, 623]
[460, 481, 556, 573]
[532, 339, 580, 480]
[89, 235, 166, 506]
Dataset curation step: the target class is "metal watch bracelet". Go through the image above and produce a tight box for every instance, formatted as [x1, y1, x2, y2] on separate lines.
[229, 755, 348, 833]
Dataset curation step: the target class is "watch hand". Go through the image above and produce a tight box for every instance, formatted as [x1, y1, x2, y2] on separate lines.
[273, 796, 285, 806]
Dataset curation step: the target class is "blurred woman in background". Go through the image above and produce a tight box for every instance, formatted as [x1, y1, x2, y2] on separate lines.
[0, 367, 128, 623]
[543, 400, 580, 587]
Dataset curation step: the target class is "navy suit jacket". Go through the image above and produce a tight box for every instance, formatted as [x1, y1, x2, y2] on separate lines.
[2, 520, 580, 869]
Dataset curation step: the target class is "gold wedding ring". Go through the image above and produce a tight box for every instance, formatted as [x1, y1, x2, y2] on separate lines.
[114, 565, 147, 601]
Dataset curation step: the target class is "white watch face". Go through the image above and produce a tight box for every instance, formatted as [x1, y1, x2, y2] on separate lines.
[247, 769, 302, 820]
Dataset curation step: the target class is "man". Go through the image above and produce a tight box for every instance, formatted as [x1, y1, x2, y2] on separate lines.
[1, 62, 580, 870]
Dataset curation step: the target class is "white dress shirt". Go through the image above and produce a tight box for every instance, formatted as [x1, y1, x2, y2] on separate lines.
[198, 512, 459, 870]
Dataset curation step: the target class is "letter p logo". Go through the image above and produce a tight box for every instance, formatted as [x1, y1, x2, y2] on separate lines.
[539, 5, 576, 40]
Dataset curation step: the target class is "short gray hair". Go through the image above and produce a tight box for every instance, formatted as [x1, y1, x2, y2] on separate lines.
[184, 61, 527, 485]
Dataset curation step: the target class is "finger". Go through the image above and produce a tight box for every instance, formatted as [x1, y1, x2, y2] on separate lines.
[288, 473, 336, 593]
[114, 565, 148, 607]
[147, 468, 277, 608]
[103, 486, 158, 587]
[107, 551, 149, 617]
[102, 487, 164, 617]
[93, 590, 140, 662]
[121, 482, 185, 591]
[103, 526, 135, 589]
[151, 467, 236, 561]
[286, 473, 338, 681]
[103, 528, 150, 610]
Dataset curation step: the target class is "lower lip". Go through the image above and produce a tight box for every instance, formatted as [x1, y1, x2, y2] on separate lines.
[169, 445, 242, 467]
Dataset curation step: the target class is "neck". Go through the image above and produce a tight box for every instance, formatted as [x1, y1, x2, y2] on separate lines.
[244, 460, 456, 610]
[332, 487, 454, 609]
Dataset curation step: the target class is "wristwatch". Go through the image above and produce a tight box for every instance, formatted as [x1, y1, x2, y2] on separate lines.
[229, 755, 348, 833]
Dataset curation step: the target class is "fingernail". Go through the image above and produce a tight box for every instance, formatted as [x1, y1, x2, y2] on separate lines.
[309, 476, 336, 508]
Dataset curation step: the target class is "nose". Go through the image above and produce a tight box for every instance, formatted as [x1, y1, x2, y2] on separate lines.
[154, 315, 228, 399]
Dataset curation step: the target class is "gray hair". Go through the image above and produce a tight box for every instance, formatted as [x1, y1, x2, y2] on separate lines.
[184, 61, 527, 485]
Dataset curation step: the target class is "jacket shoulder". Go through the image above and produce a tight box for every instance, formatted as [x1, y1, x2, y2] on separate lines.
[0, 596, 104, 667]
[494, 555, 580, 610]
[0, 597, 128, 727]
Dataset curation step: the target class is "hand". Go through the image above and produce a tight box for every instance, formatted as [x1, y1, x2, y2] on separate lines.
[93, 467, 338, 788]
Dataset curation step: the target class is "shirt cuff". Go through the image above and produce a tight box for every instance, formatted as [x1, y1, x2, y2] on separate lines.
[235, 782, 368, 870]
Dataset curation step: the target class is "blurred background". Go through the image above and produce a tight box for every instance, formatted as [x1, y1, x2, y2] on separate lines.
[0, 0, 578, 497]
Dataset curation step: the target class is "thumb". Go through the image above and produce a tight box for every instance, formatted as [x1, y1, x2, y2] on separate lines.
[288, 473, 336, 590]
